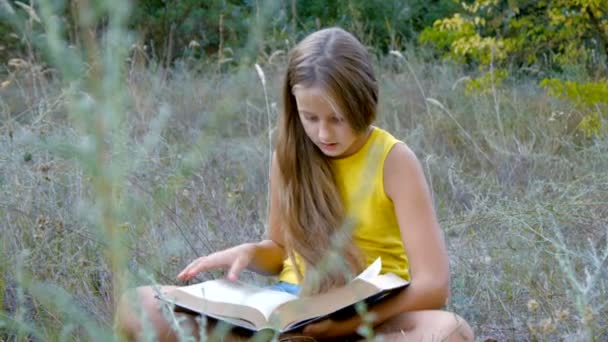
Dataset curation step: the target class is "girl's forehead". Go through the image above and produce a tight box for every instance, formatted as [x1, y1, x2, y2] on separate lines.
[293, 85, 324, 99]
[293, 85, 343, 116]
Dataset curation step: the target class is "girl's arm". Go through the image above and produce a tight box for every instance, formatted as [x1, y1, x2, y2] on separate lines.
[377, 142, 451, 311]
[304, 143, 450, 338]
[245, 239, 285, 276]
[177, 153, 286, 280]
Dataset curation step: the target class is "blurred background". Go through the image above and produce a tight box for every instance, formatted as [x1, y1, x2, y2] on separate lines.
[0, 0, 607, 340]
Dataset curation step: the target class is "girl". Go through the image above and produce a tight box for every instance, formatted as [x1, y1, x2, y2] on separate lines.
[117, 27, 474, 341]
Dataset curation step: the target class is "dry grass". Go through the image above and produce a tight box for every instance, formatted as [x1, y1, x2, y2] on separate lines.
[0, 4, 607, 340]
[1, 52, 606, 340]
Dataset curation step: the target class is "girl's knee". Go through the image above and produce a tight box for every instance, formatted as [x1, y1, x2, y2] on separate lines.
[114, 286, 171, 340]
[374, 310, 473, 342]
[434, 311, 474, 342]
[115, 288, 141, 340]
[117, 286, 153, 317]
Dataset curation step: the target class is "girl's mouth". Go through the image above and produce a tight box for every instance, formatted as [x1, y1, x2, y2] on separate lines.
[320, 142, 338, 150]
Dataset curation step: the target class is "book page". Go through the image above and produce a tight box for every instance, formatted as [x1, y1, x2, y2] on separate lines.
[364, 273, 409, 289]
[354, 257, 382, 281]
[179, 279, 298, 320]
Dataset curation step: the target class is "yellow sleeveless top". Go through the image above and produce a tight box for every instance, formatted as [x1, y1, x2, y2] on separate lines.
[278, 127, 410, 284]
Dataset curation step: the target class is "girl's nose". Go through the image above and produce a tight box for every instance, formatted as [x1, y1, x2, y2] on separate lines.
[318, 122, 332, 141]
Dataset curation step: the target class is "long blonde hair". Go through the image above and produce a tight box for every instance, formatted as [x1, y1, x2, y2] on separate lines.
[275, 27, 378, 295]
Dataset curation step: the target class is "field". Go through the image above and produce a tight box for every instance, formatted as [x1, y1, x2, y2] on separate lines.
[1, 7, 607, 339]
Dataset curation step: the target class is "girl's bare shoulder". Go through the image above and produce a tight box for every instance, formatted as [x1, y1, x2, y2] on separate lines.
[383, 142, 428, 200]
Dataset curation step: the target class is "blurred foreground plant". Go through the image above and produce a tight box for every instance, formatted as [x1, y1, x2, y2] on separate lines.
[1, 0, 138, 339]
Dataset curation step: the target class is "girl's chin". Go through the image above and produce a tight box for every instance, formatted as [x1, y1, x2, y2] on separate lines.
[319, 147, 345, 157]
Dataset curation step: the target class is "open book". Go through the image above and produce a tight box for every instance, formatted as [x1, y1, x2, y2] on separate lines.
[162, 258, 409, 333]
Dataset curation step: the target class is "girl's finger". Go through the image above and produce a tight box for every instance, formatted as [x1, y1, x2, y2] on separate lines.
[227, 255, 248, 281]
[190, 253, 227, 275]
[177, 257, 205, 279]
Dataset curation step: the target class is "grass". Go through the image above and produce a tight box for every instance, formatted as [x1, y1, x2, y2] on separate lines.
[1, 3, 607, 341]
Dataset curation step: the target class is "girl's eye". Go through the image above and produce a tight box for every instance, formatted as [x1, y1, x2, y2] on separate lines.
[331, 116, 343, 124]
[306, 116, 318, 122]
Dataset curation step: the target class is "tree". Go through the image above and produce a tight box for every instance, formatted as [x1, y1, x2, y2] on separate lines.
[419, 0, 608, 137]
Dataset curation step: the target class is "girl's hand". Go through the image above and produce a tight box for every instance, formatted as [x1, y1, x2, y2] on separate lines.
[176, 243, 256, 281]
[302, 316, 362, 340]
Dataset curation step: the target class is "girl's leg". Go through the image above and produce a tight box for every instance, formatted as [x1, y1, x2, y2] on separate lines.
[115, 285, 203, 341]
[115, 285, 252, 342]
[368, 310, 474, 342]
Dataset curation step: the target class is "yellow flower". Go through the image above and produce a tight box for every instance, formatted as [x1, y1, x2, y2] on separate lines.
[527, 299, 540, 312]
[540, 318, 555, 334]
[554, 308, 570, 322]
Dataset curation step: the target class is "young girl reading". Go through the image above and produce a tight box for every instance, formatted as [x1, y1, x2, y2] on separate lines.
[117, 27, 474, 341]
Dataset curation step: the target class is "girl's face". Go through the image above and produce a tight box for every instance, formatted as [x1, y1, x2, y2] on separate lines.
[293, 86, 369, 158]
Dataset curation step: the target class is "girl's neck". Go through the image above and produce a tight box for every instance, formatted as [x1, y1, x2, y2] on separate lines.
[331, 125, 374, 159]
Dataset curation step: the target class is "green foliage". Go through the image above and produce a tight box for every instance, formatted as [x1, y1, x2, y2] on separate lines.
[0, 22, 22, 64]
[0, 0, 464, 68]
[419, 13, 477, 54]
[294, 0, 459, 51]
[465, 68, 507, 93]
[420, 0, 608, 72]
[541, 78, 608, 136]
[130, 0, 266, 62]
[127, 0, 463, 60]
[419, 0, 608, 137]
[541, 78, 608, 107]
